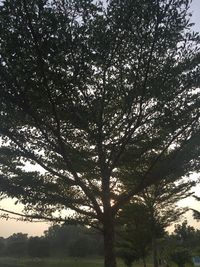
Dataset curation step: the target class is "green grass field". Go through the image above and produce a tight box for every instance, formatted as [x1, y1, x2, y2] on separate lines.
[0, 257, 130, 267]
[0, 257, 194, 267]
[0, 257, 162, 267]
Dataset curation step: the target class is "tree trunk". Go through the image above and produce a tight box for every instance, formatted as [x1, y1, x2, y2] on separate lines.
[143, 257, 147, 267]
[152, 234, 158, 267]
[103, 211, 117, 267]
[101, 168, 117, 267]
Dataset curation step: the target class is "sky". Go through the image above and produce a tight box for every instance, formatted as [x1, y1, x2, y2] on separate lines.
[190, 0, 200, 32]
[0, 0, 200, 238]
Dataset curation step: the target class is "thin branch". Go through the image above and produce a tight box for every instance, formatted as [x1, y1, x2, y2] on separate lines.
[112, 115, 199, 213]
[0, 128, 76, 185]
[0, 208, 66, 223]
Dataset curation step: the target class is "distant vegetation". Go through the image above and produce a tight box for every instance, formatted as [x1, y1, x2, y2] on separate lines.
[0, 220, 200, 267]
[0, 224, 103, 258]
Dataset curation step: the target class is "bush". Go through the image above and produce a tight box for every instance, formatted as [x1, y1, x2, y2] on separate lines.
[28, 237, 50, 258]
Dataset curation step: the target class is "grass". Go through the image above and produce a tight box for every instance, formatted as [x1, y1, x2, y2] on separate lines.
[0, 257, 128, 267]
[0, 257, 194, 267]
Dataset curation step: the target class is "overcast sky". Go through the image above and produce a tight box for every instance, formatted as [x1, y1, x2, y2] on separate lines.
[190, 0, 200, 31]
[0, 0, 199, 238]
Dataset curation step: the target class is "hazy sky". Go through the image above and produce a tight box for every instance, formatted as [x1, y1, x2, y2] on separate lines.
[0, 0, 200, 238]
[190, 0, 200, 31]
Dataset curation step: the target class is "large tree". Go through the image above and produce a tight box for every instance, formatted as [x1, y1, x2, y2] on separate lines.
[0, 1, 199, 266]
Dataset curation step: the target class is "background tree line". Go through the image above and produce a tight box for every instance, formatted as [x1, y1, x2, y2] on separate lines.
[0, 224, 103, 258]
[0, 220, 199, 267]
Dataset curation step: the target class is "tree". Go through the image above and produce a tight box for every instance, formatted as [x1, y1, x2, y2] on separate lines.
[170, 248, 191, 267]
[173, 220, 200, 250]
[174, 220, 195, 243]
[44, 223, 103, 256]
[118, 154, 195, 267]
[117, 203, 152, 267]
[117, 245, 139, 267]
[44, 224, 82, 256]
[0, 237, 5, 256]
[0, 1, 199, 266]
[137, 179, 194, 267]
[5, 233, 28, 256]
[161, 222, 200, 263]
[28, 236, 50, 258]
[117, 178, 193, 267]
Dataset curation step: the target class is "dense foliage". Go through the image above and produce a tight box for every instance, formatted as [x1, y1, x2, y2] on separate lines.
[117, 203, 152, 267]
[0, 224, 103, 258]
[0, 0, 199, 266]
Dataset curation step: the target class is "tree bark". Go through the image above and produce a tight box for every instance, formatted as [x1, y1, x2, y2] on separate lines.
[143, 257, 147, 267]
[152, 234, 158, 267]
[103, 211, 117, 267]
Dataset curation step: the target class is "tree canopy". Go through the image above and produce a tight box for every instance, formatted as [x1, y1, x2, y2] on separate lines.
[0, 1, 199, 266]
[117, 177, 194, 267]
[117, 203, 153, 267]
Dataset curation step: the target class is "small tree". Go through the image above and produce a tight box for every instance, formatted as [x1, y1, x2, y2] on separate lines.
[44, 223, 103, 257]
[5, 233, 28, 257]
[162, 222, 200, 264]
[118, 168, 195, 267]
[28, 237, 50, 258]
[0, 238, 5, 256]
[117, 244, 139, 267]
[117, 203, 152, 267]
[139, 179, 194, 267]
[44, 224, 83, 256]
[173, 220, 200, 249]
[170, 248, 191, 267]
